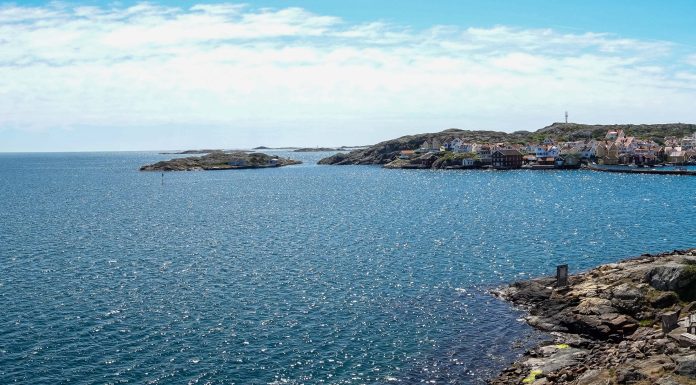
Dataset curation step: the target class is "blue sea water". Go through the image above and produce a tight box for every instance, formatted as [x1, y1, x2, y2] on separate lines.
[0, 151, 694, 385]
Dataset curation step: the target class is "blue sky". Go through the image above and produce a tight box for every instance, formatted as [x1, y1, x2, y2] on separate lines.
[264, 0, 696, 43]
[2, 1, 696, 151]
[14, 0, 696, 42]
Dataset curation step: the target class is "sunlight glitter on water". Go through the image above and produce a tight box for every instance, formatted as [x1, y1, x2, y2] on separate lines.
[0, 151, 694, 384]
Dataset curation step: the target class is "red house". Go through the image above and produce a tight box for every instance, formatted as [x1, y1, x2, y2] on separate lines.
[491, 149, 523, 169]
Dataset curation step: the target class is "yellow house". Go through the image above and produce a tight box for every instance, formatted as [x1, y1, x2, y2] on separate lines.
[595, 142, 619, 164]
[595, 143, 607, 158]
[604, 143, 619, 165]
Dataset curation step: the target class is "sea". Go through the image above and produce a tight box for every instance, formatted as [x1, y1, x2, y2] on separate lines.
[1, 151, 694, 385]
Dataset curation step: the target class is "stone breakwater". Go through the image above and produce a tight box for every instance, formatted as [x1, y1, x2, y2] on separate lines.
[489, 249, 696, 385]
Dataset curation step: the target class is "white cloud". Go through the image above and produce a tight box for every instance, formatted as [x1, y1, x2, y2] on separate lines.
[686, 54, 696, 67]
[1, 2, 695, 150]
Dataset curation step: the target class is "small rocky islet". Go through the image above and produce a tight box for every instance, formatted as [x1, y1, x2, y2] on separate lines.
[489, 249, 696, 385]
[140, 151, 301, 171]
[293, 147, 344, 152]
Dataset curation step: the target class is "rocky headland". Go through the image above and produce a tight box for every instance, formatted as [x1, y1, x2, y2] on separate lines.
[317, 123, 696, 167]
[489, 249, 696, 385]
[140, 151, 301, 171]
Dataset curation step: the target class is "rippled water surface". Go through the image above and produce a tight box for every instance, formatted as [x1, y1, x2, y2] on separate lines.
[1, 151, 695, 384]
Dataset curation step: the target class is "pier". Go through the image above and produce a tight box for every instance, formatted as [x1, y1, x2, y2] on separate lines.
[587, 164, 696, 176]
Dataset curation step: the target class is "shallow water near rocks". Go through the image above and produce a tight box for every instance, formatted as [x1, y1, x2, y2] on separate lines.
[1, 151, 694, 384]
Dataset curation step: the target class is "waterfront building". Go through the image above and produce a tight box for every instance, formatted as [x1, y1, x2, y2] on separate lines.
[682, 133, 696, 150]
[665, 146, 686, 163]
[579, 144, 596, 159]
[534, 145, 560, 159]
[491, 149, 523, 169]
[604, 143, 619, 165]
[474, 144, 492, 165]
[595, 142, 619, 165]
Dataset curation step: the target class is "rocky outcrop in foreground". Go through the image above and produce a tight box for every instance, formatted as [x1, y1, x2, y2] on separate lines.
[490, 249, 696, 385]
[140, 151, 301, 171]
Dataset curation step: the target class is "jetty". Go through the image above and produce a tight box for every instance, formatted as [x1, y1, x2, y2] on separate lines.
[586, 164, 696, 176]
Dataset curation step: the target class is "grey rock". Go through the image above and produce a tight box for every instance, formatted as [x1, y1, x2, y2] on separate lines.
[655, 377, 680, 385]
[651, 291, 679, 308]
[683, 301, 696, 313]
[612, 283, 643, 300]
[610, 283, 646, 315]
[645, 263, 695, 293]
[537, 347, 588, 373]
[575, 369, 603, 385]
[675, 354, 696, 378]
[616, 368, 646, 384]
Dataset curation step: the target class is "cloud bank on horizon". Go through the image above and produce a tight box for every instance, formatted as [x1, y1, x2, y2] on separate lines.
[1, 2, 696, 151]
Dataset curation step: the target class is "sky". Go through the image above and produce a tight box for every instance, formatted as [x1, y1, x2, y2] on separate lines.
[2, 1, 696, 151]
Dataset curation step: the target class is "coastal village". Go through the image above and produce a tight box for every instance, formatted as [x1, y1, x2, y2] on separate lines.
[388, 130, 696, 170]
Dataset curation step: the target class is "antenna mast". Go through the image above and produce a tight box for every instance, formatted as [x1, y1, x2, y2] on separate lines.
[565, 111, 568, 124]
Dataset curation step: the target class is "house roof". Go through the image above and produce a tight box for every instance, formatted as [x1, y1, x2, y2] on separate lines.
[493, 149, 522, 156]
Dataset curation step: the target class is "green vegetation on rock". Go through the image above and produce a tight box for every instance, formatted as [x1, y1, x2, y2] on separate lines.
[318, 123, 696, 166]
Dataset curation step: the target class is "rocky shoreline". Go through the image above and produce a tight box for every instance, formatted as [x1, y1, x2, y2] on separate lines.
[489, 249, 696, 385]
[317, 123, 696, 166]
[140, 151, 302, 171]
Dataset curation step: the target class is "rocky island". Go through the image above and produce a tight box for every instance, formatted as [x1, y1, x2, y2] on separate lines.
[159, 149, 220, 155]
[489, 249, 696, 385]
[294, 147, 345, 152]
[140, 151, 302, 171]
[291, 147, 340, 152]
[318, 123, 696, 170]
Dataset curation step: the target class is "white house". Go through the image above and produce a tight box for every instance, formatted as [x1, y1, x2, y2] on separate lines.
[445, 138, 464, 151]
[682, 133, 696, 150]
[616, 135, 638, 154]
[534, 145, 560, 159]
[474, 144, 492, 164]
[450, 139, 475, 153]
[579, 145, 596, 159]
[420, 139, 443, 152]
